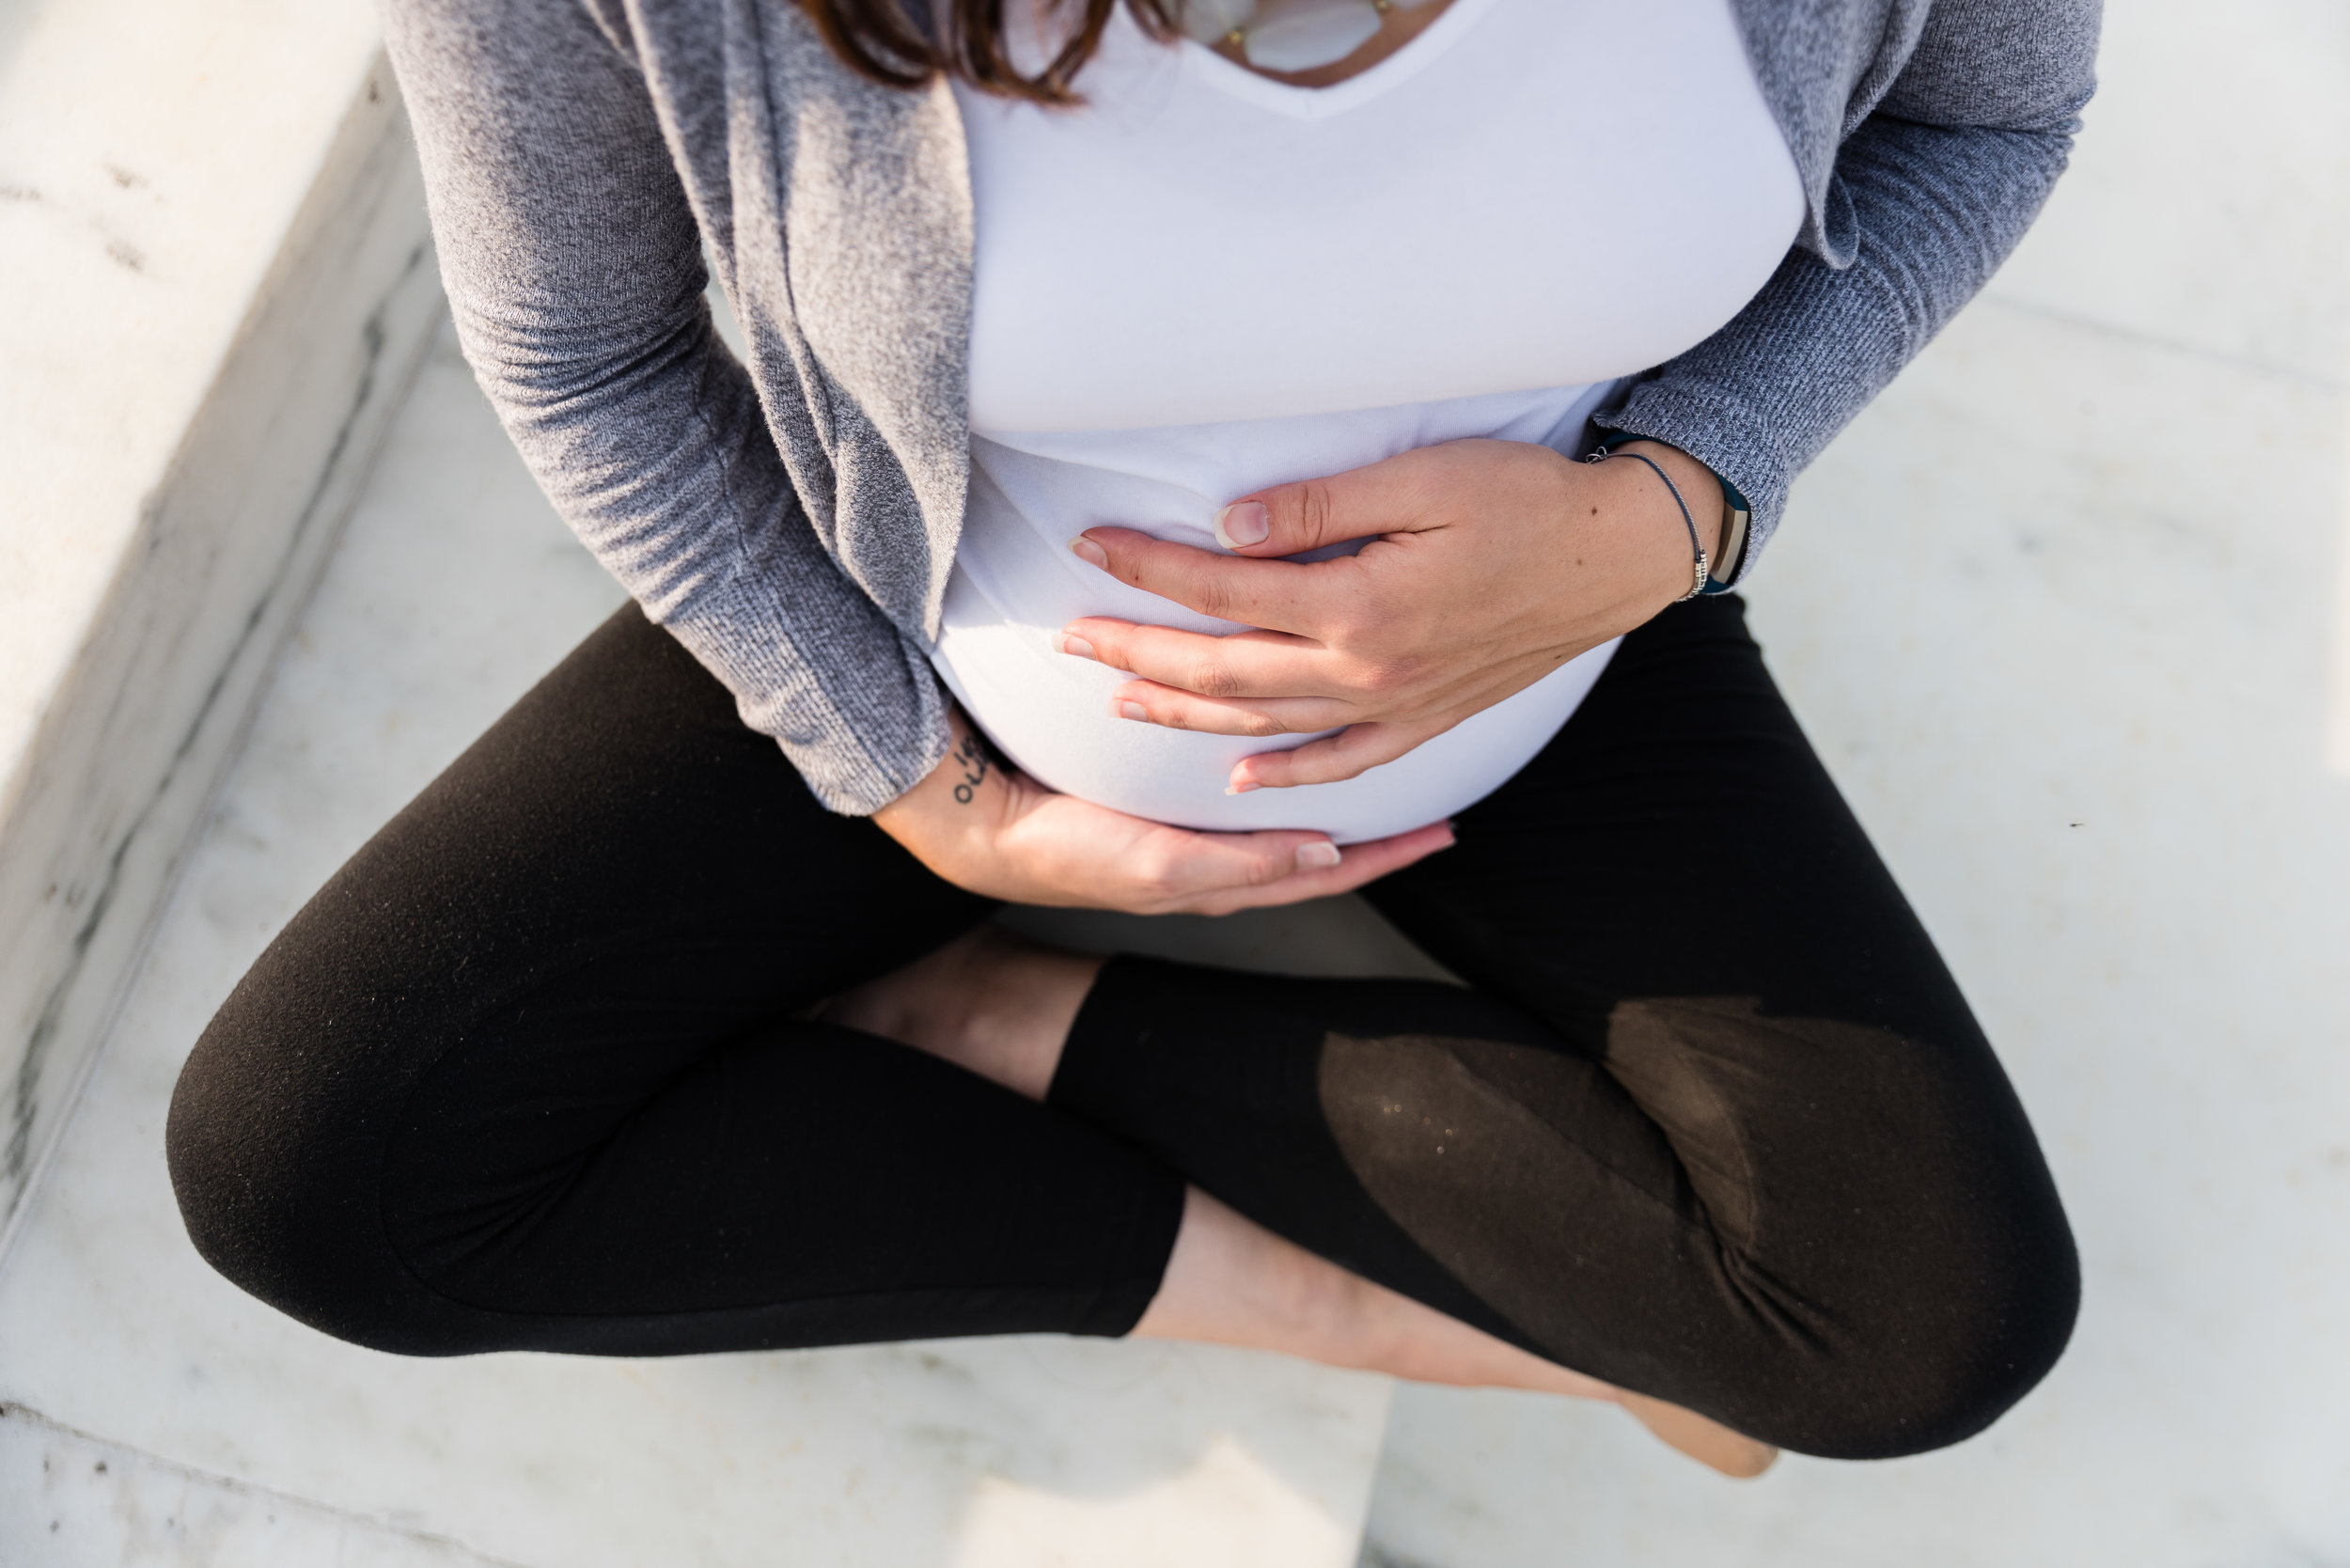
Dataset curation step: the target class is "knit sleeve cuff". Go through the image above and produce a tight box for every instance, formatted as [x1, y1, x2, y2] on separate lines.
[1594, 379, 1794, 588]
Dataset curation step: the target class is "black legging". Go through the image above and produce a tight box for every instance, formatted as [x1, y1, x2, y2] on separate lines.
[165, 595, 2076, 1460]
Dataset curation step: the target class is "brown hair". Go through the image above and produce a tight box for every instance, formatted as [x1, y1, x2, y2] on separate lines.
[797, 0, 1177, 102]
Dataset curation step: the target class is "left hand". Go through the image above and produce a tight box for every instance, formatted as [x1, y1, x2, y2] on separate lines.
[1058, 437, 1724, 792]
[871, 707, 1454, 916]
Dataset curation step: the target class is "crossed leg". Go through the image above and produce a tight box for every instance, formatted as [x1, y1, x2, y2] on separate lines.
[822, 923, 1773, 1476]
[830, 594, 2077, 1466]
[167, 597, 2073, 1473]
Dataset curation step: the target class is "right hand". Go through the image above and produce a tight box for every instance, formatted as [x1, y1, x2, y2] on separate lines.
[872, 709, 1454, 916]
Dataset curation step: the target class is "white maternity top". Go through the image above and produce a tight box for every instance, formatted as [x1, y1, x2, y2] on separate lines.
[936, 0, 1803, 841]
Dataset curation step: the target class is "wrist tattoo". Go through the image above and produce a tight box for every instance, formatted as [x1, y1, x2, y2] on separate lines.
[949, 727, 999, 805]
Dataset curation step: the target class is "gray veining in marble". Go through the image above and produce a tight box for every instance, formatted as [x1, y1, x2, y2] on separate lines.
[0, 55, 442, 1252]
[0, 1403, 525, 1568]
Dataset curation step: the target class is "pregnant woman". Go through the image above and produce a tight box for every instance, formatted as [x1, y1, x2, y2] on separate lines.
[167, 0, 2096, 1476]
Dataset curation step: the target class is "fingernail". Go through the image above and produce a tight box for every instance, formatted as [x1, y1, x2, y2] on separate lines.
[1058, 633, 1095, 658]
[1295, 840, 1341, 870]
[1214, 501, 1270, 549]
[1225, 778, 1260, 795]
[1114, 700, 1148, 721]
[1068, 536, 1109, 569]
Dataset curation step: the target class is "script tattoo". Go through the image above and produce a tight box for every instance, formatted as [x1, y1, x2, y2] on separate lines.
[950, 728, 997, 805]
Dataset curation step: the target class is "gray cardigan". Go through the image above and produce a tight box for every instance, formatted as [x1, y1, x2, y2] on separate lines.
[383, 0, 2100, 813]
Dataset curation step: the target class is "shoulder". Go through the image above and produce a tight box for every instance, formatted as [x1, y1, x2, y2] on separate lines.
[1731, 0, 2099, 160]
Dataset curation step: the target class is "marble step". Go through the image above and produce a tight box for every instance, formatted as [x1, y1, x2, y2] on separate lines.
[0, 1, 441, 1249]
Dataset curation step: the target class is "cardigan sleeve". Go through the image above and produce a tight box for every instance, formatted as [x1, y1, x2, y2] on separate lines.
[1597, 0, 2103, 577]
[382, 0, 950, 814]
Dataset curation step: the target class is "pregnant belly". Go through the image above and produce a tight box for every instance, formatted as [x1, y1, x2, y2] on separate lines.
[929, 559, 1617, 844]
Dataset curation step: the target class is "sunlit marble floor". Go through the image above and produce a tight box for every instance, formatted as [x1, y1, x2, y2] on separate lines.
[1359, 0, 2350, 1561]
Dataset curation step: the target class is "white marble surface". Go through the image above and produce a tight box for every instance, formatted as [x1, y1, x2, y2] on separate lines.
[0, 324, 1395, 1568]
[0, 12, 440, 1247]
[0, 1405, 510, 1568]
[1982, 0, 2350, 386]
[1359, 0, 2350, 1561]
[0, 0, 381, 735]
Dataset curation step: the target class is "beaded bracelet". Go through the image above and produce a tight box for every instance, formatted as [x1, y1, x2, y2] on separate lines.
[1588, 447, 1709, 603]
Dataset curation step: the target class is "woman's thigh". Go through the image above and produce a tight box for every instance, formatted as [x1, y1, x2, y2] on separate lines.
[1054, 597, 2078, 1457]
[167, 605, 1183, 1356]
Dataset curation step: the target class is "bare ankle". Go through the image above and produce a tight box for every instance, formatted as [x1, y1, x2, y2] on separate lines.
[820, 925, 1102, 1101]
[1135, 1189, 1350, 1358]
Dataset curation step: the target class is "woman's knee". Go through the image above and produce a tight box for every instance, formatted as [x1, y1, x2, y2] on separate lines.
[165, 998, 458, 1356]
[1632, 999, 2082, 1459]
[1775, 1184, 2081, 1460]
[1847, 1079, 2083, 1455]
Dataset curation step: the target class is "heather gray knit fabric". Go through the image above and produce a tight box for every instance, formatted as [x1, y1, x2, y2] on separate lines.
[382, 0, 2099, 814]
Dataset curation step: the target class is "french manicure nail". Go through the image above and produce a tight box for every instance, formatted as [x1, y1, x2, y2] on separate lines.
[1069, 536, 1109, 569]
[1214, 501, 1270, 549]
[1115, 700, 1148, 721]
[1295, 840, 1341, 870]
[1225, 779, 1260, 795]
[1058, 634, 1096, 658]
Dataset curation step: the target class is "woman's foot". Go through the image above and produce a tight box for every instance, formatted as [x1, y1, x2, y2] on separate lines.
[1618, 1391, 1779, 1479]
[1135, 1188, 1778, 1480]
[818, 923, 1103, 1101]
[823, 931, 1777, 1480]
